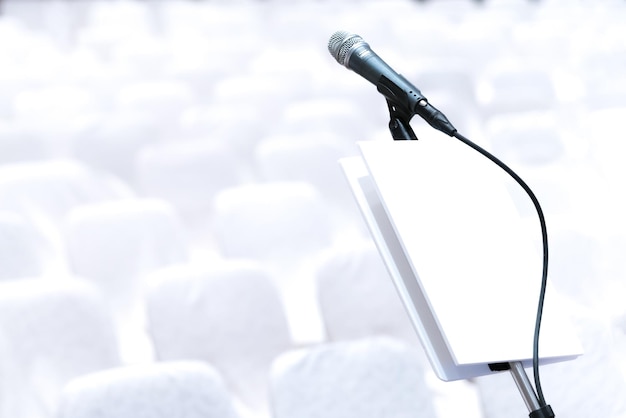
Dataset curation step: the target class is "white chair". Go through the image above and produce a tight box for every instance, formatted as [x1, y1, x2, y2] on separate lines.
[0, 22, 26, 118]
[135, 138, 245, 222]
[317, 241, 496, 415]
[476, 65, 558, 121]
[65, 197, 189, 302]
[162, 53, 231, 106]
[177, 103, 272, 166]
[212, 181, 334, 344]
[13, 84, 100, 144]
[0, 159, 133, 225]
[0, 119, 49, 163]
[255, 132, 366, 241]
[212, 181, 333, 263]
[64, 198, 189, 363]
[114, 79, 196, 121]
[211, 74, 310, 124]
[247, 46, 320, 90]
[311, 63, 387, 130]
[316, 240, 487, 418]
[484, 111, 566, 166]
[0, 159, 133, 270]
[614, 313, 626, 381]
[548, 228, 603, 308]
[582, 107, 626, 187]
[70, 109, 163, 183]
[0, 278, 120, 418]
[57, 361, 240, 418]
[13, 81, 96, 115]
[415, 67, 477, 108]
[579, 50, 626, 110]
[269, 337, 437, 418]
[593, 230, 626, 319]
[0, 211, 50, 280]
[315, 238, 423, 351]
[274, 97, 379, 145]
[145, 260, 292, 415]
[256, 132, 358, 202]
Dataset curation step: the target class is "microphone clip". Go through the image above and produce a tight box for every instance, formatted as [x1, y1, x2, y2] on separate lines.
[378, 74, 457, 138]
[386, 99, 418, 141]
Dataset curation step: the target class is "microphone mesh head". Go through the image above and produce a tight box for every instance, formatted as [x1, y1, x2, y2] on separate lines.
[327, 31, 363, 66]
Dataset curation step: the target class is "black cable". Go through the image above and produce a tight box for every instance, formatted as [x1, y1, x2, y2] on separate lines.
[451, 131, 549, 407]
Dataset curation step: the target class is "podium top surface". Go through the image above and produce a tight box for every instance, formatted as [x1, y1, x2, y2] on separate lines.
[342, 138, 582, 378]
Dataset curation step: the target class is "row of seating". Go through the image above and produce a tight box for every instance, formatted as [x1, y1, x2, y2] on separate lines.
[1, 0, 626, 417]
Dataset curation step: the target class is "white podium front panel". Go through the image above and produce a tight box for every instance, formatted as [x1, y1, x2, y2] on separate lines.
[340, 138, 582, 381]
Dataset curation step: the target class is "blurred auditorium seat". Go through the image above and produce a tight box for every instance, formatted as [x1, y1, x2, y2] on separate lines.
[177, 103, 275, 167]
[57, 361, 240, 418]
[614, 314, 626, 381]
[247, 45, 325, 88]
[269, 336, 437, 418]
[64, 198, 189, 363]
[12, 83, 101, 158]
[414, 66, 478, 106]
[212, 73, 312, 124]
[548, 228, 602, 307]
[111, 37, 176, 81]
[255, 132, 357, 197]
[76, 0, 157, 53]
[114, 79, 196, 132]
[594, 231, 626, 320]
[273, 97, 381, 144]
[70, 110, 163, 184]
[13, 84, 98, 126]
[578, 49, 626, 111]
[0, 278, 120, 418]
[212, 181, 333, 263]
[0, 120, 50, 163]
[145, 260, 292, 416]
[581, 107, 626, 187]
[0, 159, 133, 228]
[315, 238, 422, 349]
[0, 211, 49, 280]
[135, 137, 246, 234]
[314, 238, 487, 417]
[475, 64, 558, 121]
[484, 111, 566, 166]
[255, 131, 366, 240]
[161, 42, 233, 102]
[211, 181, 333, 343]
[0, 16, 28, 119]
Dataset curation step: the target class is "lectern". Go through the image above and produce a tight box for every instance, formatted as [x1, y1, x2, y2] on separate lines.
[340, 136, 583, 414]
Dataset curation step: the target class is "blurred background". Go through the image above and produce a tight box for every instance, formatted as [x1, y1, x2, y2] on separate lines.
[0, 0, 625, 417]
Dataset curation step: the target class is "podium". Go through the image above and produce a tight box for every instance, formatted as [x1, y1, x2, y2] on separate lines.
[340, 137, 583, 383]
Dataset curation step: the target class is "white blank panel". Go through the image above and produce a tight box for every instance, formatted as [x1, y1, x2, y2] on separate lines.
[341, 138, 582, 381]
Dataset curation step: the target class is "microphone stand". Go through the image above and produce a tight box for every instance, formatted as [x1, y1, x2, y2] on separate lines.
[386, 101, 555, 418]
[493, 362, 555, 418]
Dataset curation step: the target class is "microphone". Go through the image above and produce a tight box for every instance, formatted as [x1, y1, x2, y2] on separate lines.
[327, 30, 456, 136]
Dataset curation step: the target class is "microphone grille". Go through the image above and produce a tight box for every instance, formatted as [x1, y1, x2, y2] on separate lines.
[328, 31, 363, 66]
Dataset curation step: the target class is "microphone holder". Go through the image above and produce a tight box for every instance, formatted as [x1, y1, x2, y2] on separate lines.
[386, 99, 418, 140]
